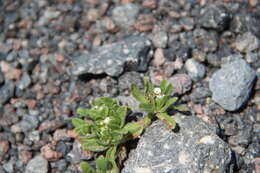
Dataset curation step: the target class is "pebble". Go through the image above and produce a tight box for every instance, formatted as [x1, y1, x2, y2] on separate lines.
[112, 3, 140, 29]
[25, 155, 48, 173]
[0, 81, 15, 105]
[0, 140, 9, 154]
[151, 31, 168, 48]
[19, 150, 32, 163]
[185, 59, 206, 81]
[168, 73, 192, 95]
[234, 32, 259, 53]
[41, 143, 64, 161]
[53, 129, 71, 141]
[17, 72, 31, 90]
[199, 4, 231, 31]
[209, 59, 256, 111]
[152, 48, 166, 67]
[190, 87, 211, 104]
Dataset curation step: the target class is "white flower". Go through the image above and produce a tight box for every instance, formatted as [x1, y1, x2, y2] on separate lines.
[153, 87, 162, 95]
[103, 117, 111, 124]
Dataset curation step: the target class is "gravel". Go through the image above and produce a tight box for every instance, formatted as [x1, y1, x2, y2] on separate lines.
[209, 59, 256, 111]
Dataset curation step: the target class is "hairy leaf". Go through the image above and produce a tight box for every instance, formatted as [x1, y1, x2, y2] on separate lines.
[80, 162, 96, 173]
[96, 155, 110, 172]
[165, 83, 174, 96]
[160, 80, 167, 94]
[139, 103, 154, 113]
[157, 113, 176, 130]
[131, 84, 148, 104]
[72, 118, 92, 135]
[172, 105, 189, 112]
[160, 97, 178, 112]
[82, 140, 109, 152]
[116, 106, 128, 128]
[94, 97, 117, 108]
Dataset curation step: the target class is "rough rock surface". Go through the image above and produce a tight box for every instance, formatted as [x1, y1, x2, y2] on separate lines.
[122, 113, 234, 173]
[185, 59, 206, 81]
[70, 36, 153, 77]
[25, 155, 48, 173]
[209, 59, 256, 111]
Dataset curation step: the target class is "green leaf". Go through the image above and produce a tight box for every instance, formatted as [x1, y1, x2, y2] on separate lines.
[116, 106, 128, 128]
[165, 83, 173, 96]
[139, 103, 154, 113]
[122, 122, 143, 138]
[80, 162, 96, 173]
[160, 80, 167, 93]
[106, 146, 119, 173]
[77, 107, 90, 117]
[172, 105, 189, 112]
[160, 97, 178, 112]
[81, 140, 109, 152]
[157, 113, 176, 130]
[72, 118, 92, 135]
[144, 76, 153, 94]
[94, 97, 117, 108]
[131, 84, 148, 104]
[96, 155, 110, 172]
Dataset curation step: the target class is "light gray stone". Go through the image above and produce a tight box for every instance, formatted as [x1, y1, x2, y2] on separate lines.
[70, 36, 153, 77]
[234, 32, 259, 53]
[112, 3, 140, 29]
[122, 114, 234, 173]
[185, 59, 206, 81]
[25, 155, 48, 173]
[209, 59, 256, 111]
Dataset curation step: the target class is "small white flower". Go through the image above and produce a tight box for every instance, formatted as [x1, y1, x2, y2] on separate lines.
[103, 117, 111, 124]
[157, 95, 165, 99]
[153, 87, 162, 95]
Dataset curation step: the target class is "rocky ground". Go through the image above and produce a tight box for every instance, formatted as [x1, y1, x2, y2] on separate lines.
[0, 0, 259, 173]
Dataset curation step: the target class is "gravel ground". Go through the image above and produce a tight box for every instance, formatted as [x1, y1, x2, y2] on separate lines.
[0, 0, 259, 173]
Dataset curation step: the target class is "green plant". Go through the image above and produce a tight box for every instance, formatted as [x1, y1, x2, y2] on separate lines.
[131, 77, 188, 129]
[72, 97, 144, 173]
[72, 77, 187, 173]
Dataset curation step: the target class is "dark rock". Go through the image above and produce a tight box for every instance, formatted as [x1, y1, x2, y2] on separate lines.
[14, 115, 39, 133]
[122, 114, 234, 173]
[70, 36, 153, 77]
[17, 72, 31, 90]
[0, 82, 15, 105]
[199, 4, 231, 31]
[112, 3, 140, 29]
[185, 59, 206, 81]
[230, 13, 260, 37]
[190, 87, 211, 104]
[25, 155, 48, 173]
[176, 47, 191, 61]
[0, 67, 4, 84]
[118, 72, 143, 91]
[50, 159, 67, 171]
[209, 59, 256, 111]
[192, 29, 218, 53]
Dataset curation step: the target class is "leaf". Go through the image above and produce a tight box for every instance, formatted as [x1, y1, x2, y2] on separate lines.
[106, 147, 119, 173]
[160, 97, 178, 112]
[122, 122, 143, 138]
[116, 106, 128, 128]
[94, 97, 117, 108]
[157, 113, 176, 130]
[143, 76, 153, 94]
[160, 80, 167, 93]
[131, 84, 148, 104]
[172, 105, 189, 112]
[165, 83, 173, 96]
[77, 107, 90, 117]
[81, 140, 109, 152]
[139, 103, 154, 113]
[80, 162, 96, 173]
[96, 155, 110, 172]
[72, 118, 92, 135]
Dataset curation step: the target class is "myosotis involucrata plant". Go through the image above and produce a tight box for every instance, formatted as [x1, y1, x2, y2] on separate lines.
[72, 77, 187, 173]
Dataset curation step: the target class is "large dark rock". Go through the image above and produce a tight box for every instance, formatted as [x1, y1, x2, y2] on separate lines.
[199, 4, 231, 32]
[209, 59, 256, 111]
[122, 114, 234, 173]
[0, 81, 15, 105]
[70, 36, 153, 77]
